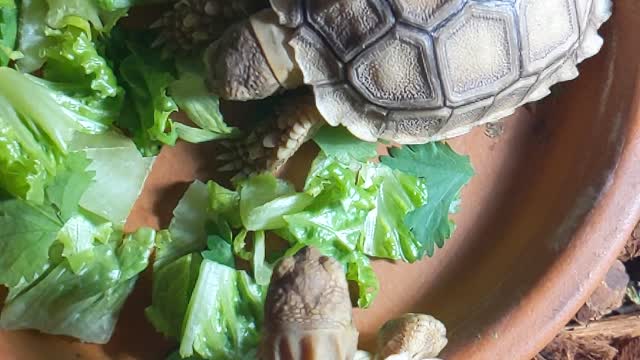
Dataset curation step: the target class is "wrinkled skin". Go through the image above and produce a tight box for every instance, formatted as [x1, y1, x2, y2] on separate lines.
[260, 246, 359, 360]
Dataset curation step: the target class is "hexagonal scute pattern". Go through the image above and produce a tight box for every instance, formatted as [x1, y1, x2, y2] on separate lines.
[435, 3, 520, 106]
[305, 0, 395, 62]
[518, 0, 579, 74]
[349, 26, 442, 109]
[390, 0, 465, 30]
[290, 27, 343, 86]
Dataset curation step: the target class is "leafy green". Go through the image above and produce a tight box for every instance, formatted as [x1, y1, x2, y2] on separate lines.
[0, 0, 17, 66]
[77, 138, 155, 227]
[313, 125, 378, 164]
[28, 23, 124, 133]
[0, 67, 84, 202]
[45, 152, 95, 222]
[202, 235, 234, 268]
[0, 199, 62, 288]
[0, 227, 156, 344]
[170, 62, 238, 138]
[179, 260, 265, 360]
[381, 143, 474, 257]
[146, 253, 202, 339]
[116, 41, 179, 156]
[154, 181, 210, 269]
[16, 0, 133, 72]
[238, 173, 313, 231]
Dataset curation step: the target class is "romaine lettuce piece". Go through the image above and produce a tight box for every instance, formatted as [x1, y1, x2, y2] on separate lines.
[179, 260, 265, 360]
[0, 0, 17, 66]
[154, 181, 210, 269]
[0, 227, 156, 344]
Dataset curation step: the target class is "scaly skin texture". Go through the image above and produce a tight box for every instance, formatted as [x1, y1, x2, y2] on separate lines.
[217, 93, 323, 178]
[260, 247, 358, 360]
[376, 313, 448, 359]
[205, 19, 281, 100]
[151, 0, 269, 54]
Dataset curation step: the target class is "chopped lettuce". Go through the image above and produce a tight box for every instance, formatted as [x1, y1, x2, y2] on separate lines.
[78, 139, 155, 227]
[179, 260, 265, 360]
[16, 0, 132, 72]
[381, 143, 474, 257]
[0, 227, 155, 344]
[0, 0, 18, 66]
[110, 36, 239, 155]
[154, 181, 210, 269]
[238, 173, 313, 231]
[116, 40, 179, 156]
[313, 125, 378, 165]
[30, 23, 124, 133]
[0, 67, 83, 202]
[146, 252, 202, 339]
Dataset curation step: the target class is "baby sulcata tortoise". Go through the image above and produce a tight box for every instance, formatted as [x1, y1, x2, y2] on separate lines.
[261, 246, 448, 360]
[205, 0, 612, 174]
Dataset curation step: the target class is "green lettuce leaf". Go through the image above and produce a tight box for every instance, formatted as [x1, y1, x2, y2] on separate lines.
[381, 142, 474, 257]
[154, 181, 210, 269]
[16, 0, 132, 72]
[312, 125, 378, 164]
[0, 0, 17, 66]
[76, 137, 155, 227]
[0, 67, 83, 202]
[45, 151, 95, 222]
[179, 259, 265, 360]
[28, 23, 124, 133]
[170, 62, 238, 139]
[0, 227, 156, 344]
[146, 252, 202, 339]
[238, 173, 313, 231]
[116, 41, 179, 156]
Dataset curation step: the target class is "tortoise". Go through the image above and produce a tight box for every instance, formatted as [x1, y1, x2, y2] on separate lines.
[203, 0, 613, 174]
[261, 246, 448, 360]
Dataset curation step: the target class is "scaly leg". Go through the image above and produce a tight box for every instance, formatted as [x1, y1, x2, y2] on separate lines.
[151, 0, 269, 55]
[218, 94, 324, 179]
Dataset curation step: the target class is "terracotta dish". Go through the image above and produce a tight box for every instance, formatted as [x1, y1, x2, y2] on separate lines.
[1, 0, 639, 359]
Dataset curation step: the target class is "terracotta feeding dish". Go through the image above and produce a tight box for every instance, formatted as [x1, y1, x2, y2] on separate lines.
[1, 0, 640, 359]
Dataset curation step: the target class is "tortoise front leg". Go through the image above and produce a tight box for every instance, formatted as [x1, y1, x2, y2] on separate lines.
[218, 93, 324, 178]
[204, 8, 303, 101]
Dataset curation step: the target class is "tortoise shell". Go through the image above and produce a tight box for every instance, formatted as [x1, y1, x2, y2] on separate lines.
[269, 0, 612, 143]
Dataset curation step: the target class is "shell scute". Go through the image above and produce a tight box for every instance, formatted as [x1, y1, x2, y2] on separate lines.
[305, 0, 395, 62]
[434, 2, 521, 106]
[349, 26, 443, 109]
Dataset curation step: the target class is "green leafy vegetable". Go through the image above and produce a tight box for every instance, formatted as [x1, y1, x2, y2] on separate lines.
[0, 227, 156, 344]
[45, 152, 95, 222]
[238, 173, 312, 231]
[16, 0, 133, 72]
[0, 67, 83, 202]
[29, 23, 124, 133]
[381, 143, 474, 257]
[0, 0, 17, 66]
[154, 181, 210, 269]
[0, 198, 62, 287]
[170, 62, 238, 138]
[146, 252, 202, 339]
[179, 259, 265, 360]
[116, 41, 179, 156]
[313, 125, 378, 164]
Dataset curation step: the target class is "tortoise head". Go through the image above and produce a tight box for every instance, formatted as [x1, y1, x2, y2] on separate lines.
[260, 246, 358, 360]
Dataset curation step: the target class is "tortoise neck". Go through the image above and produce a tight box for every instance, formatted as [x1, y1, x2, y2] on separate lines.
[249, 9, 303, 90]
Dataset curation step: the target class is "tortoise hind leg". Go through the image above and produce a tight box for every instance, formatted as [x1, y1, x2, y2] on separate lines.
[217, 94, 324, 179]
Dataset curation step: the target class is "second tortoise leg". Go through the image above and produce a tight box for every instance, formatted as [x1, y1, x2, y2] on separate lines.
[217, 94, 324, 178]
